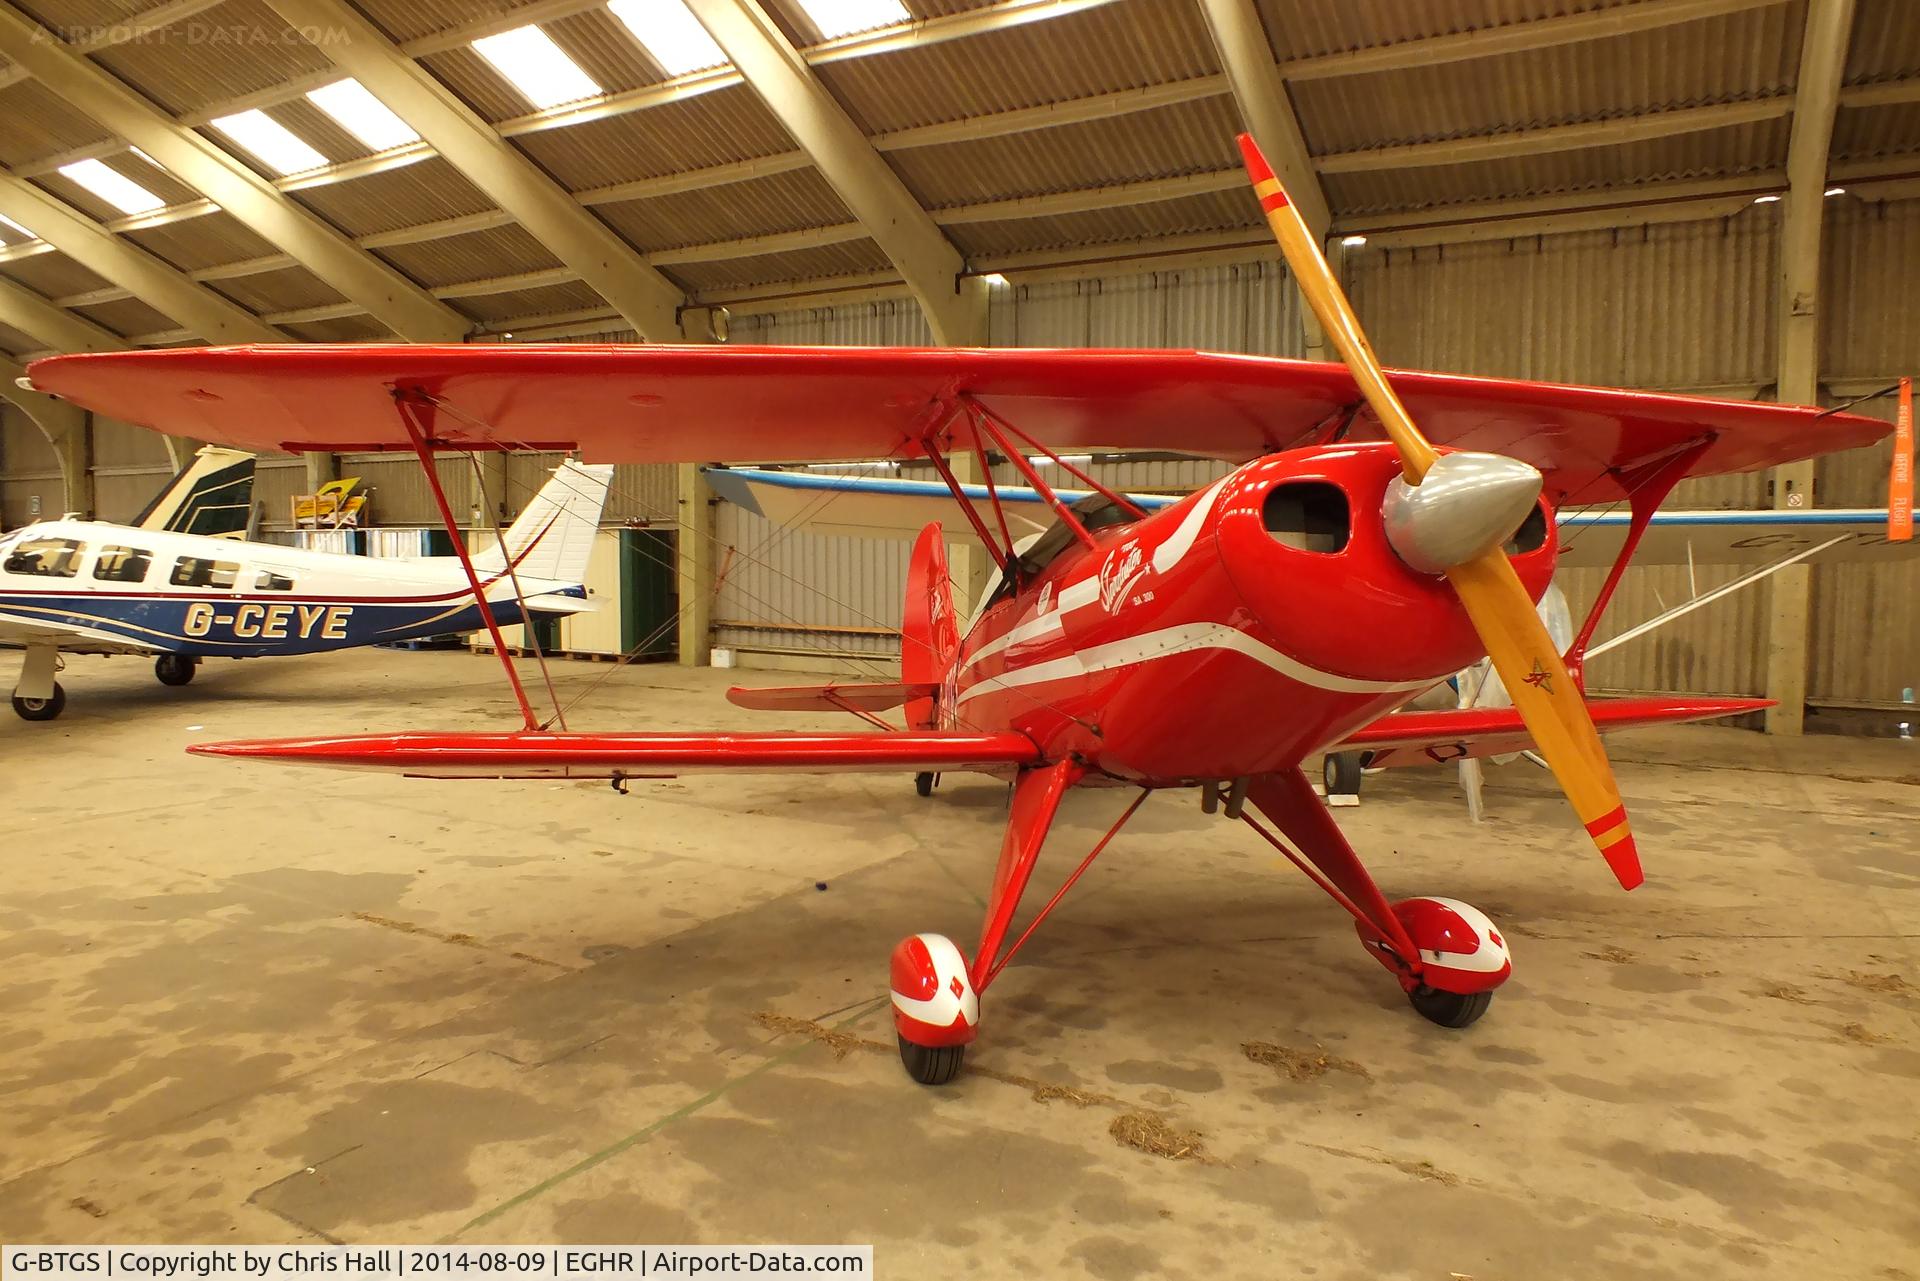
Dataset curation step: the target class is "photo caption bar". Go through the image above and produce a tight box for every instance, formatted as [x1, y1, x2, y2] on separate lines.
[1, 1248, 871, 1279]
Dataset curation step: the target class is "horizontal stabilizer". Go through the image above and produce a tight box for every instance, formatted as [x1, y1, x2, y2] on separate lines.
[188, 729, 1043, 779]
[517, 590, 597, 616]
[1338, 696, 1771, 770]
[727, 681, 936, 713]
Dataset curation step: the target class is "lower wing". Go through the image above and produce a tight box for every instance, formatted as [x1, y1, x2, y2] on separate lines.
[1339, 696, 1770, 769]
[188, 729, 1042, 779]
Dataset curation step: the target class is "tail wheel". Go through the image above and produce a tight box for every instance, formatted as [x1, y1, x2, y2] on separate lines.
[154, 655, 197, 686]
[914, 771, 936, 797]
[897, 1035, 965, 1085]
[13, 682, 66, 721]
[1408, 985, 1492, 1028]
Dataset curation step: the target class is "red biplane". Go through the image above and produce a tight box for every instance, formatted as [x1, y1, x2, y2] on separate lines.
[25, 139, 1889, 1084]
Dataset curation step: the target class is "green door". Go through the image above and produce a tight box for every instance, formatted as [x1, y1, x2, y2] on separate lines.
[620, 528, 677, 660]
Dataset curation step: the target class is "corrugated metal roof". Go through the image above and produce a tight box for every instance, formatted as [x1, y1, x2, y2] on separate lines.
[1291, 4, 1803, 153]
[350, 0, 529, 45]
[1250, 0, 1637, 62]
[760, 0, 1012, 48]
[70, 293, 175, 338]
[0, 320, 40, 353]
[123, 211, 279, 271]
[511, 86, 796, 192]
[447, 278, 606, 323]
[543, 5, 670, 97]
[1324, 117, 1791, 214]
[594, 166, 854, 252]
[0, 251, 112, 300]
[1831, 102, 1920, 161]
[205, 262, 344, 314]
[32, 154, 200, 221]
[89, 0, 338, 117]
[372, 221, 563, 289]
[417, 47, 545, 125]
[946, 188, 1260, 257]
[666, 239, 895, 292]
[813, 0, 1218, 134]
[1845, 0, 1920, 81]
[893, 96, 1243, 209]
[0, 80, 113, 165]
[278, 312, 395, 342]
[286, 156, 497, 237]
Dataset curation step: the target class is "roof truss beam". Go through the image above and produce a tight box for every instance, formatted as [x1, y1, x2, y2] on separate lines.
[261, 0, 685, 341]
[682, 0, 982, 344]
[0, 172, 282, 343]
[0, 0, 465, 341]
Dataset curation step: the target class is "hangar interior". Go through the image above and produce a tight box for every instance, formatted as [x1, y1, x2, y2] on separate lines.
[0, 0, 1916, 1276]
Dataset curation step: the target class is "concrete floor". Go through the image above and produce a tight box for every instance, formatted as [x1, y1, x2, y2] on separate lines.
[1, 646, 1915, 1279]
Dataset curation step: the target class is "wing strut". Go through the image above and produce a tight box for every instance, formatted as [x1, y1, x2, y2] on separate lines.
[395, 389, 540, 732]
[1564, 439, 1711, 685]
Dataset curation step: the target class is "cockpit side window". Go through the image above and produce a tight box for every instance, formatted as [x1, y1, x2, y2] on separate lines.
[254, 569, 295, 591]
[1263, 483, 1350, 553]
[170, 556, 239, 589]
[4, 537, 86, 577]
[94, 545, 153, 583]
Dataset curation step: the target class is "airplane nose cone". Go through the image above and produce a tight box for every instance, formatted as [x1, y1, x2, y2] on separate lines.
[1382, 452, 1543, 573]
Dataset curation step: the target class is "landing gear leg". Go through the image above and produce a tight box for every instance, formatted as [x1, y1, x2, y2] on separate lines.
[12, 644, 65, 721]
[154, 654, 197, 687]
[1242, 770, 1512, 1023]
[890, 761, 1136, 1084]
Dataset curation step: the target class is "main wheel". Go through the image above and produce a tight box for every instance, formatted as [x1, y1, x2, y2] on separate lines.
[1323, 750, 1363, 797]
[898, 1034, 965, 1085]
[13, 682, 66, 721]
[914, 771, 936, 798]
[154, 655, 196, 686]
[1408, 984, 1492, 1029]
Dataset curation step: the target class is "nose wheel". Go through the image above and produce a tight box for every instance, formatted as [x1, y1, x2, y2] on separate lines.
[12, 682, 66, 721]
[1408, 985, 1493, 1028]
[897, 1035, 965, 1085]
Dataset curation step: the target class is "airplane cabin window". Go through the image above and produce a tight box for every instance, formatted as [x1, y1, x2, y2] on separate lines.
[255, 570, 295, 591]
[171, 556, 240, 589]
[4, 537, 86, 577]
[94, 546, 153, 583]
[1263, 482, 1350, 553]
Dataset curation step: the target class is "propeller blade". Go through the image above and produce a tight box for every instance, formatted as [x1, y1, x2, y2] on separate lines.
[1234, 132, 1643, 890]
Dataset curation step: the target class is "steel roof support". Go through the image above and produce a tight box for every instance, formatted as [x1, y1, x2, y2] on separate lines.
[263, 0, 690, 343]
[1765, 0, 1856, 736]
[683, 0, 987, 347]
[0, 1, 466, 342]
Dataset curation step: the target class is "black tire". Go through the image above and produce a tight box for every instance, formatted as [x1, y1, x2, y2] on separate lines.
[13, 682, 66, 722]
[898, 1034, 965, 1085]
[1324, 750, 1363, 796]
[154, 655, 196, 687]
[1408, 984, 1492, 1029]
[914, 771, 936, 798]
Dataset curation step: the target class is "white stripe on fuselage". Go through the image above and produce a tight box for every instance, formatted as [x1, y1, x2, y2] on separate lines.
[960, 478, 1230, 676]
[954, 621, 1436, 706]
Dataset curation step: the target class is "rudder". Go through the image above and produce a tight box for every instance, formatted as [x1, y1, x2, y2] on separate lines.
[902, 521, 960, 730]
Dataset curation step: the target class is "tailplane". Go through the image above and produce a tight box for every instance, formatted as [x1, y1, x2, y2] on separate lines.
[902, 521, 961, 730]
[470, 459, 613, 585]
[133, 446, 256, 537]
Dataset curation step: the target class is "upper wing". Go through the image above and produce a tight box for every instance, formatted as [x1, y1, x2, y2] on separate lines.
[187, 728, 1043, 779]
[1338, 695, 1771, 769]
[26, 345, 1887, 504]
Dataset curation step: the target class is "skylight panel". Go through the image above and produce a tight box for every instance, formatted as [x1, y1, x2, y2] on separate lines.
[57, 159, 165, 215]
[472, 24, 602, 109]
[795, 0, 910, 39]
[210, 109, 329, 175]
[0, 213, 35, 244]
[608, 0, 726, 76]
[307, 79, 421, 152]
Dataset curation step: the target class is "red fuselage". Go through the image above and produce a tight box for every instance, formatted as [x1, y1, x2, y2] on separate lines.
[947, 443, 1557, 783]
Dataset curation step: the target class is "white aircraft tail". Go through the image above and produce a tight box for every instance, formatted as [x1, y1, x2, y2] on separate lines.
[133, 446, 256, 537]
[470, 459, 614, 586]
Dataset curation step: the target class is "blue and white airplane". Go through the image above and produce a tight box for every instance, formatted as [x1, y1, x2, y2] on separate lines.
[1, 459, 612, 721]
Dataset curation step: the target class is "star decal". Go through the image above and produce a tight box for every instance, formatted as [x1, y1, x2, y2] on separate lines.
[1522, 659, 1554, 695]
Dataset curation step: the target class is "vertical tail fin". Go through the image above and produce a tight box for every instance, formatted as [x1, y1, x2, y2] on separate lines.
[470, 459, 614, 585]
[902, 521, 960, 730]
[133, 446, 256, 537]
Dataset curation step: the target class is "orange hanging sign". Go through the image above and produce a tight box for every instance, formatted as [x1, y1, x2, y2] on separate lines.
[1893, 377, 1914, 542]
